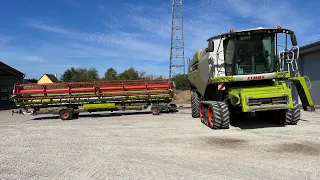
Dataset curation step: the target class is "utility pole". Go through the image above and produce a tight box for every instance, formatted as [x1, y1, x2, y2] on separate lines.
[169, 0, 185, 79]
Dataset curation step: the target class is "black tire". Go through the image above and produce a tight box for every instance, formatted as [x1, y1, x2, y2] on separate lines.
[217, 102, 230, 129]
[207, 102, 222, 129]
[151, 107, 160, 115]
[191, 90, 200, 118]
[202, 101, 230, 129]
[59, 108, 73, 120]
[285, 101, 301, 125]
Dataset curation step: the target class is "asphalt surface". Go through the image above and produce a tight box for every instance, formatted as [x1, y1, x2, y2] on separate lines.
[0, 106, 319, 180]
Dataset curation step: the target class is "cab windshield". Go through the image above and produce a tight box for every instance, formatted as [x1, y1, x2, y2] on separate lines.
[224, 33, 275, 75]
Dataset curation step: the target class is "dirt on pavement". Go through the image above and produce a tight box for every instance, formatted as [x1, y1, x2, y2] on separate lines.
[0, 107, 319, 180]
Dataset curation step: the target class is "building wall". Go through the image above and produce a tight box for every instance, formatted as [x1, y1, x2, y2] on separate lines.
[0, 75, 23, 107]
[301, 51, 320, 105]
[38, 75, 53, 84]
[292, 50, 320, 105]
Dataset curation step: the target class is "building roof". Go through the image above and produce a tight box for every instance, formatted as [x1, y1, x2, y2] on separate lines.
[299, 40, 320, 55]
[23, 78, 38, 83]
[0, 61, 25, 77]
[283, 40, 320, 56]
[39, 74, 60, 82]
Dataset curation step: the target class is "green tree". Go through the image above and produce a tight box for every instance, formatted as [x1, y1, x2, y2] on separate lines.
[118, 67, 140, 80]
[60, 67, 99, 82]
[104, 68, 118, 80]
[171, 74, 190, 90]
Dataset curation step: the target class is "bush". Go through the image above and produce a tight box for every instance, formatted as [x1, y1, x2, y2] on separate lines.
[60, 67, 99, 82]
[171, 74, 190, 90]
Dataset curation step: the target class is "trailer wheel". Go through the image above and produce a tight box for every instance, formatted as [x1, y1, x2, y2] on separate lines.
[59, 109, 73, 120]
[191, 90, 200, 118]
[151, 107, 160, 115]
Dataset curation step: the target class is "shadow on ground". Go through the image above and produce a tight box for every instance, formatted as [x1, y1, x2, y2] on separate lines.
[31, 111, 167, 121]
[230, 113, 284, 129]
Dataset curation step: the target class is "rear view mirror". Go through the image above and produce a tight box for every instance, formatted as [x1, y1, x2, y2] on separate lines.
[208, 40, 214, 52]
[290, 34, 297, 46]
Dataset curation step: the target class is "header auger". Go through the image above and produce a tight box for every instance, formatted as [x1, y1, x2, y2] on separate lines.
[188, 26, 315, 130]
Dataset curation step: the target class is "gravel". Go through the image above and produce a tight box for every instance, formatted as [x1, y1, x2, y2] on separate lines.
[0, 107, 319, 180]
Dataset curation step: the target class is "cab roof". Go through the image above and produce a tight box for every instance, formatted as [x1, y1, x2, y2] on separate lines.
[207, 27, 295, 41]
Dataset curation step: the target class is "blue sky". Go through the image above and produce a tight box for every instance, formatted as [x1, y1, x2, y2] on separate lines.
[0, 0, 319, 79]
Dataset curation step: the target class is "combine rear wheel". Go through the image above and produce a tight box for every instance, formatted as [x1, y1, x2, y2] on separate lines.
[191, 90, 200, 118]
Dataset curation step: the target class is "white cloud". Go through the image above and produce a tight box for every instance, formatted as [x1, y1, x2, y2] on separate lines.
[8, 0, 319, 79]
[21, 56, 45, 62]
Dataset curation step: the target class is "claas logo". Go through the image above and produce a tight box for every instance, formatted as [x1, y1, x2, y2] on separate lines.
[247, 75, 265, 80]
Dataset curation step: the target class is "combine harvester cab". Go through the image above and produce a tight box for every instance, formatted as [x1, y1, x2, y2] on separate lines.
[12, 79, 177, 120]
[188, 26, 315, 130]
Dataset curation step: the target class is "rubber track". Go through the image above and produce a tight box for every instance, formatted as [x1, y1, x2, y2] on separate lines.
[211, 102, 222, 129]
[200, 101, 230, 129]
[191, 91, 200, 118]
[285, 101, 301, 125]
[217, 102, 230, 129]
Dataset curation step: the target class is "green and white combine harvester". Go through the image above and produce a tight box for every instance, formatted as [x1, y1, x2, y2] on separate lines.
[188, 26, 315, 129]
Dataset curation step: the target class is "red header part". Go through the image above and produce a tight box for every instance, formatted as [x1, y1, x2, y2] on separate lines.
[13, 79, 172, 100]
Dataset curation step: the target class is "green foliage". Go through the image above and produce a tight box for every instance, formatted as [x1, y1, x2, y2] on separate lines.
[118, 67, 140, 80]
[60, 67, 99, 82]
[171, 74, 190, 90]
[103, 68, 118, 80]
[60, 66, 167, 82]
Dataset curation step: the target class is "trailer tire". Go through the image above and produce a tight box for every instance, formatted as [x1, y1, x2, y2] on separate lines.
[191, 90, 200, 118]
[151, 107, 160, 115]
[59, 109, 73, 120]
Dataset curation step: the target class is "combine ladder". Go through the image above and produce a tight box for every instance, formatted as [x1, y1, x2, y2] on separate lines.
[280, 46, 315, 111]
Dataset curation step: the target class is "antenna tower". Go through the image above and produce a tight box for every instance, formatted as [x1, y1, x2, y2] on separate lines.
[169, 0, 185, 79]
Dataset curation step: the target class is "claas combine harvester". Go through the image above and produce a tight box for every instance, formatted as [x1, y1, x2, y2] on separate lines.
[188, 26, 315, 129]
[12, 79, 177, 120]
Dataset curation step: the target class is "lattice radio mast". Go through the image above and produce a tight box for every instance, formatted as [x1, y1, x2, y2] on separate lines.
[169, 0, 185, 79]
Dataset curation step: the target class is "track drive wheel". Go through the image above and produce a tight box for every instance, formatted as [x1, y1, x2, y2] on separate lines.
[200, 101, 230, 129]
[191, 90, 200, 118]
[59, 108, 73, 120]
[207, 102, 222, 129]
[217, 102, 230, 129]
